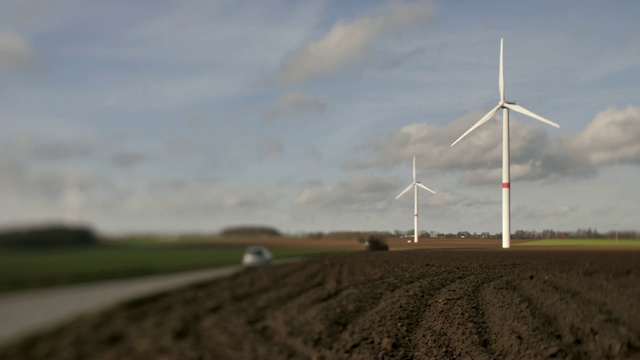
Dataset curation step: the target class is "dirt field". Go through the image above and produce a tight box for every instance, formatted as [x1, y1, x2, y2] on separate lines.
[209, 235, 531, 251]
[1, 248, 639, 359]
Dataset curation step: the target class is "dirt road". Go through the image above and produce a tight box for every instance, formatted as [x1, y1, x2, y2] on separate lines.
[1, 249, 639, 359]
[0, 266, 241, 347]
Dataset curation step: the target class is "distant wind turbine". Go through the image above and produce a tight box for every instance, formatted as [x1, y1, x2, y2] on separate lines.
[63, 181, 84, 227]
[451, 38, 560, 249]
[396, 156, 435, 243]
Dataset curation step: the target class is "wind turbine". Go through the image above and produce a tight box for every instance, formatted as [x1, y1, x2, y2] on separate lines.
[63, 181, 84, 227]
[451, 38, 559, 249]
[395, 156, 435, 243]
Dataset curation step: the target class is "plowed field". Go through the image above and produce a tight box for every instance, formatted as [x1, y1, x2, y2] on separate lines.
[1, 249, 639, 359]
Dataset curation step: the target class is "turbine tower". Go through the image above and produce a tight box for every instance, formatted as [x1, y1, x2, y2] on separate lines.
[63, 180, 84, 227]
[451, 38, 559, 249]
[395, 156, 435, 243]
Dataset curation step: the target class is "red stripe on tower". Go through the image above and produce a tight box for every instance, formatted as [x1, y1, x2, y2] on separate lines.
[414, 214, 418, 217]
[502, 182, 510, 188]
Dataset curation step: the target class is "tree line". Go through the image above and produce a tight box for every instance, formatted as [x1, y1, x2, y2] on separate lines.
[0, 225, 98, 248]
[302, 228, 639, 240]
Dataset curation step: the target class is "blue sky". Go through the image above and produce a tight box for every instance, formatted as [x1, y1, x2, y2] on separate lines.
[1, 0, 639, 235]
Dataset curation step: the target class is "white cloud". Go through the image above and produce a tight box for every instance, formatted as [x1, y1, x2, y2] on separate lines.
[0, 146, 116, 227]
[533, 105, 640, 180]
[346, 105, 640, 185]
[1, 133, 93, 162]
[256, 137, 285, 160]
[184, 114, 209, 127]
[293, 173, 398, 213]
[222, 195, 244, 208]
[280, 0, 436, 84]
[557, 205, 573, 215]
[345, 111, 549, 173]
[0, 0, 91, 36]
[30, 1, 325, 111]
[217, 191, 278, 210]
[110, 151, 151, 168]
[30, 140, 92, 161]
[426, 190, 462, 207]
[378, 46, 426, 70]
[565, 105, 640, 166]
[263, 92, 327, 120]
[0, 31, 32, 69]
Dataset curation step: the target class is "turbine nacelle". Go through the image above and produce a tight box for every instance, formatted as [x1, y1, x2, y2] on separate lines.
[395, 180, 435, 200]
[451, 38, 559, 148]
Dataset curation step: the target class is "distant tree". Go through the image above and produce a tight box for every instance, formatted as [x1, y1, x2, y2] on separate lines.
[307, 232, 323, 239]
[0, 225, 98, 248]
[220, 225, 281, 237]
[540, 229, 556, 239]
[513, 230, 536, 239]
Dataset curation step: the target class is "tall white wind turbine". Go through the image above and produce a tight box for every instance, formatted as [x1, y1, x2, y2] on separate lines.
[451, 38, 559, 249]
[395, 156, 435, 243]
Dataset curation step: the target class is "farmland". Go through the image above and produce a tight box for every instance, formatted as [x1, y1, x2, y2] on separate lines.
[0, 237, 356, 293]
[1, 247, 638, 359]
[517, 238, 640, 247]
[3, 234, 639, 293]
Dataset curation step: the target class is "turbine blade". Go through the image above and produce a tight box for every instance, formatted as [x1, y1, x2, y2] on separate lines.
[412, 156, 416, 181]
[499, 38, 504, 102]
[505, 103, 560, 128]
[395, 183, 414, 200]
[451, 104, 501, 147]
[416, 183, 436, 194]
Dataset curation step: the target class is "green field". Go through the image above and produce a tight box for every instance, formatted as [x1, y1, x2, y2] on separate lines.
[516, 239, 640, 247]
[0, 244, 347, 293]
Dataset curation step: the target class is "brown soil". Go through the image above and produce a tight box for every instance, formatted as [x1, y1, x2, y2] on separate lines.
[2, 249, 639, 360]
[208, 236, 530, 250]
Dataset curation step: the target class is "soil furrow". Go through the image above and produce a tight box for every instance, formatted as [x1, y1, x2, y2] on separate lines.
[517, 274, 640, 358]
[2, 249, 639, 360]
[413, 269, 498, 359]
[480, 275, 565, 358]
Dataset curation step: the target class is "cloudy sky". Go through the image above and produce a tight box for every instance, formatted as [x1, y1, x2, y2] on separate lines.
[1, 0, 638, 235]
